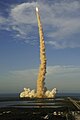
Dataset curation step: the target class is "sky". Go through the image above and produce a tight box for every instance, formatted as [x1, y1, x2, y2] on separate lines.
[0, 0, 80, 93]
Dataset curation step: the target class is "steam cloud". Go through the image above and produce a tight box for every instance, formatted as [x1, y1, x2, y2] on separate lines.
[20, 88, 56, 98]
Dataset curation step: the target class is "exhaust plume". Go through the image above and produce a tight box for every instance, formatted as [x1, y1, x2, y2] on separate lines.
[36, 6, 47, 98]
[20, 7, 57, 98]
[36, 7, 38, 12]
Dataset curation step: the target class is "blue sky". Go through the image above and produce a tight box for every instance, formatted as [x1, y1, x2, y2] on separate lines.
[0, 0, 80, 93]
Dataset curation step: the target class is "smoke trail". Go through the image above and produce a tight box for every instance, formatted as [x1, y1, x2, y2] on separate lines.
[20, 7, 57, 98]
[36, 7, 47, 98]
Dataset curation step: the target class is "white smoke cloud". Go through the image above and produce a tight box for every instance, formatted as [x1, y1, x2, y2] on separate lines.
[0, 1, 80, 48]
[20, 87, 57, 98]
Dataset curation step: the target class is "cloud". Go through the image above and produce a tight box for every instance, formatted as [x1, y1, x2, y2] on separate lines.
[0, 1, 80, 48]
[10, 65, 80, 77]
[47, 65, 80, 75]
[8, 65, 80, 91]
[11, 2, 37, 24]
[0, 16, 6, 23]
[46, 40, 80, 49]
[1, 65, 80, 92]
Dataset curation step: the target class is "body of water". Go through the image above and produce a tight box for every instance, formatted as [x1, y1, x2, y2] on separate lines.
[0, 92, 80, 108]
[0, 92, 80, 99]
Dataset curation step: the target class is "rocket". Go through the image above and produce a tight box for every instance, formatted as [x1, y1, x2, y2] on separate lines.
[36, 7, 38, 12]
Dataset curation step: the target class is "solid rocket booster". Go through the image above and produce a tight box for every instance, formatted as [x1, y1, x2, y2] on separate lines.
[36, 7, 47, 98]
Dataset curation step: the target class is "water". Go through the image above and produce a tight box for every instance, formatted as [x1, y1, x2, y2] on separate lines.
[0, 93, 18, 98]
[57, 92, 80, 99]
[0, 93, 80, 108]
[0, 93, 80, 98]
[0, 93, 79, 120]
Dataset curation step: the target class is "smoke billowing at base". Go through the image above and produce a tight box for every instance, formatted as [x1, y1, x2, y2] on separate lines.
[20, 7, 57, 98]
[20, 88, 56, 98]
